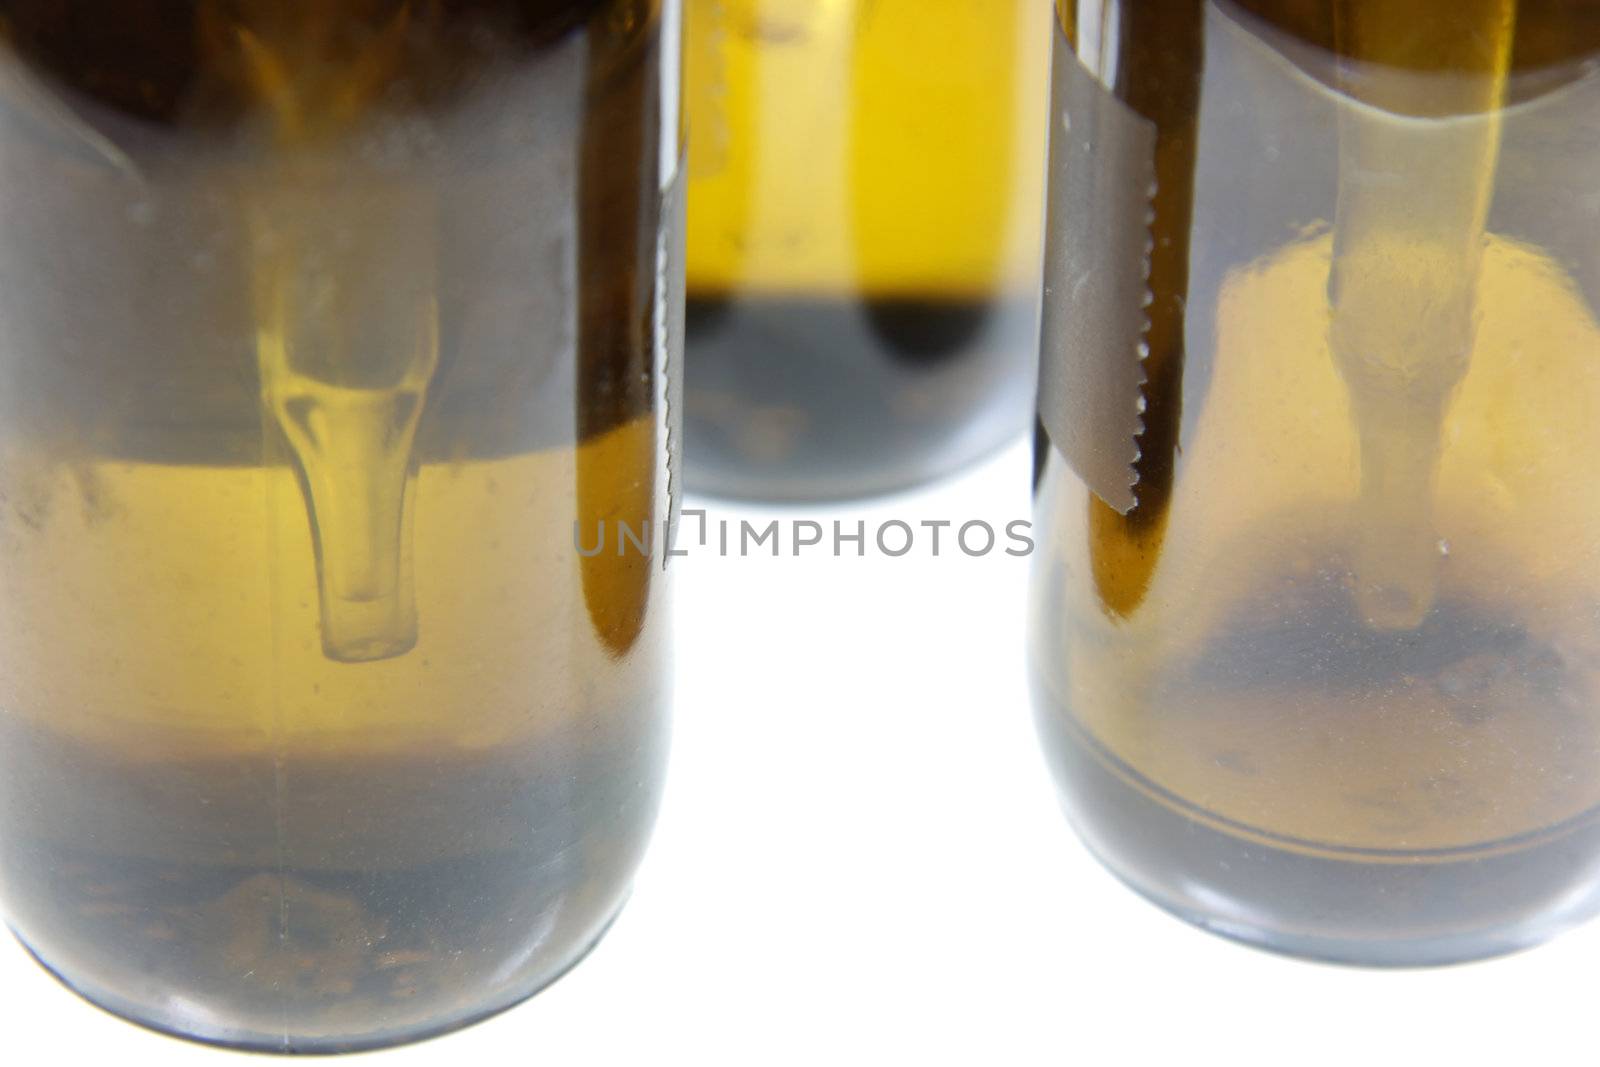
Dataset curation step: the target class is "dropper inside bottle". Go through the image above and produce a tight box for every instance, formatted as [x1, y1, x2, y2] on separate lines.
[1328, 0, 1514, 630]
[253, 210, 437, 662]
[216, 2, 438, 662]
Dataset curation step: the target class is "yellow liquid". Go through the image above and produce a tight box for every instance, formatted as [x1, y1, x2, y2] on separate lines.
[1042, 234, 1600, 853]
[683, 0, 1049, 499]
[0, 422, 658, 766]
[687, 0, 1046, 295]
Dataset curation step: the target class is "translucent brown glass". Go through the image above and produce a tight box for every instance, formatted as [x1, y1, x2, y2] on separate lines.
[683, 0, 1050, 501]
[1032, 0, 1600, 964]
[0, 0, 678, 1049]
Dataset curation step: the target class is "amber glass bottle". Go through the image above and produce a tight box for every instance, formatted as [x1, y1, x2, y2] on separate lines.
[684, 0, 1050, 500]
[1032, 0, 1600, 964]
[0, 0, 678, 1049]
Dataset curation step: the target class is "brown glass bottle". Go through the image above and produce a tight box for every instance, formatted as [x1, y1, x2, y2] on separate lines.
[0, 0, 677, 1049]
[683, 0, 1050, 501]
[1032, 0, 1600, 964]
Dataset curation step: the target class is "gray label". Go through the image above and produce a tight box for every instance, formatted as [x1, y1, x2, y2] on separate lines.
[659, 157, 686, 567]
[1038, 22, 1158, 514]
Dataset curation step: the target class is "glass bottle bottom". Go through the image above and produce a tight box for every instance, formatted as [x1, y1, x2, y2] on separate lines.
[1033, 674, 1600, 965]
[0, 714, 663, 1052]
[684, 293, 1036, 502]
[11, 899, 626, 1054]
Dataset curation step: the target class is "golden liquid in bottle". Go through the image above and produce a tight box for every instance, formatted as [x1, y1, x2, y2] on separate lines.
[1032, 0, 1600, 962]
[0, 0, 672, 1048]
[683, 0, 1049, 500]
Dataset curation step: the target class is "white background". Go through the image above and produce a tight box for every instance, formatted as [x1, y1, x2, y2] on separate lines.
[2, 440, 1593, 1064]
